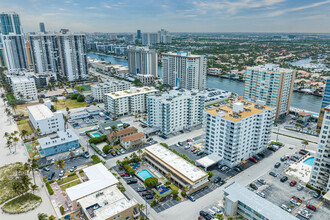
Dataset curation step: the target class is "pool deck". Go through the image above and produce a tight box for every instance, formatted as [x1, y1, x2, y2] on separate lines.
[285, 156, 313, 184]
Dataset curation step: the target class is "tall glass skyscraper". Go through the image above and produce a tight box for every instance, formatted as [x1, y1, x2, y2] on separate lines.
[317, 77, 330, 129]
[0, 12, 22, 35]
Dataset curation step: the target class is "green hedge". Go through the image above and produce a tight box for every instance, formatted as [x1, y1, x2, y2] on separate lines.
[90, 143, 104, 156]
[60, 206, 65, 215]
[48, 180, 55, 184]
[68, 173, 76, 177]
[123, 164, 135, 175]
[91, 155, 105, 164]
[89, 135, 107, 144]
[46, 182, 54, 195]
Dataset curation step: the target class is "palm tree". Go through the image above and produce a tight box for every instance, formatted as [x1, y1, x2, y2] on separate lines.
[48, 215, 56, 220]
[29, 159, 39, 184]
[21, 129, 28, 140]
[37, 128, 41, 135]
[6, 140, 12, 153]
[20, 173, 32, 190]
[13, 136, 19, 152]
[38, 213, 48, 220]
[55, 159, 66, 180]
[137, 149, 143, 159]
[302, 140, 309, 150]
[166, 172, 172, 180]
[138, 203, 145, 213]
[31, 184, 38, 194]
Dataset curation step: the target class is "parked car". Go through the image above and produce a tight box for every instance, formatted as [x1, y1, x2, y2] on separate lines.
[214, 177, 221, 183]
[101, 153, 107, 158]
[198, 216, 205, 220]
[233, 167, 241, 172]
[280, 176, 288, 182]
[111, 152, 117, 157]
[197, 152, 204, 156]
[290, 180, 297, 186]
[249, 157, 257, 163]
[70, 166, 77, 172]
[313, 191, 320, 198]
[137, 187, 146, 192]
[249, 183, 258, 190]
[219, 180, 225, 186]
[257, 191, 265, 198]
[281, 204, 292, 213]
[82, 154, 89, 159]
[179, 130, 184, 133]
[48, 172, 55, 180]
[142, 191, 152, 196]
[274, 162, 281, 168]
[191, 148, 196, 152]
[291, 196, 303, 203]
[253, 155, 261, 160]
[269, 171, 277, 177]
[257, 152, 265, 158]
[257, 179, 266, 185]
[120, 172, 129, 177]
[145, 194, 154, 200]
[199, 211, 212, 220]
[178, 142, 183, 146]
[43, 167, 50, 172]
[306, 204, 317, 211]
[297, 185, 304, 191]
[185, 145, 190, 150]
[116, 151, 121, 156]
[187, 139, 192, 142]
[58, 170, 64, 178]
[299, 149, 308, 155]
[105, 117, 110, 120]
[127, 179, 138, 184]
[187, 195, 196, 202]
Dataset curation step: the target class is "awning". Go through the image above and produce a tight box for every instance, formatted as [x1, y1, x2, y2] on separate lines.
[196, 153, 222, 169]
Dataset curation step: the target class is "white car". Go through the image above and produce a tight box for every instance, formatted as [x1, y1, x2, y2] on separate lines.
[257, 191, 265, 198]
[59, 170, 64, 178]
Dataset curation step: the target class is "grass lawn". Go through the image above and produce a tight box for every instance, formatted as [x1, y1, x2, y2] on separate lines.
[54, 99, 87, 110]
[76, 85, 91, 91]
[26, 143, 41, 160]
[2, 193, 42, 214]
[60, 179, 81, 191]
[6, 93, 15, 101]
[170, 184, 179, 192]
[0, 162, 27, 204]
[57, 174, 79, 185]
[16, 103, 38, 116]
[17, 119, 33, 135]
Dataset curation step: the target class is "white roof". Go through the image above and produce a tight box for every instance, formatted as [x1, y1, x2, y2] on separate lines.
[78, 185, 137, 220]
[66, 163, 118, 201]
[144, 144, 208, 183]
[38, 129, 79, 149]
[105, 86, 157, 99]
[28, 104, 54, 120]
[196, 153, 222, 168]
[11, 76, 34, 84]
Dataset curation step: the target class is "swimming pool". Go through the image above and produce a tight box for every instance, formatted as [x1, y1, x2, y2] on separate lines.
[303, 157, 315, 166]
[91, 131, 101, 138]
[137, 169, 153, 181]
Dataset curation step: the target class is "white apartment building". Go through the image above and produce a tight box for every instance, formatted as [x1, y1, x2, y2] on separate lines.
[310, 105, 330, 192]
[128, 46, 158, 77]
[91, 81, 132, 102]
[104, 87, 158, 116]
[141, 33, 159, 46]
[204, 100, 275, 168]
[28, 104, 65, 135]
[244, 64, 295, 119]
[147, 89, 205, 135]
[10, 76, 37, 101]
[162, 52, 206, 91]
[1, 34, 28, 73]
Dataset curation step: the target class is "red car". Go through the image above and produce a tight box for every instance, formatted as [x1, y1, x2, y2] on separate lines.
[15, 118, 21, 121]
[187, 139, 192, 142]
[191, 148, 196, 152]
[299, 149, 308, 155]
[249, 157, 258, 163]
[292, 196, 302, 203]
[306, 204, 316, 211]
[198, 216, 205, 220]
[86, 105, 90, 107]
[290, 180, 297, 186]
[120, 172, 128, 177]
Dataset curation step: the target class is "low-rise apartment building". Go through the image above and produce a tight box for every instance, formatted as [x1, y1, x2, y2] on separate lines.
[37, 129, 79, 156]
[120, 132, 146, 149]
[104, 86, 158, 116]
[106, 126, 138, 143]
[143, 144, 209, 194]
[223, 182, 298, 220]
[28, 104, 65, 135]
[66, 164, 140, 220]
[91, 81, 132, 102]
[147, 89, 205, 135]
[203, 100, 275, 168]
[10, 76, 38, 101]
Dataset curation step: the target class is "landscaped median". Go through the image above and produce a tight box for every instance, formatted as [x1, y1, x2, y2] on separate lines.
[1, 193, 42, 214]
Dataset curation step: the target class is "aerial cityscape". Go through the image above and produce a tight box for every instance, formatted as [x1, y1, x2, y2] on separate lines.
[0, 1, 330, 220]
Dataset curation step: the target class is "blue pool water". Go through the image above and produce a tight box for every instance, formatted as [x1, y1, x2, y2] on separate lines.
[137, 169, 153, 181]
[303, 157, 315, 166]
[91, 132, 101, 138]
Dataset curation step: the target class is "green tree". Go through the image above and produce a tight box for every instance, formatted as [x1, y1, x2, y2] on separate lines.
[55, 159, 66, 170]
[215, 213, 224, 220]
[207, 171, 214, 179]
[153, 193, 161, 203]
[302, 140, 309, 150]
[38, 213, 48, 220]
[144, 177, 158, 188]
[77, 94, 85, 102]
[31, 184, 39, 194]
[48, 215, 56, 220]
[138, 203, 145, 212]
[21, 129, 28, 140]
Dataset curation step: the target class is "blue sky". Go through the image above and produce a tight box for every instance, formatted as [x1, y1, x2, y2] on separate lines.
[2, 0, 330, 33]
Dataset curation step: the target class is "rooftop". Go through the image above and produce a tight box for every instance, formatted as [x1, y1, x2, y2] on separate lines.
[98, 120, 123, 131]
[205, 100, 273, 122]
[162, 51, 202, 58]
[105, 86, 157, 99]
[107, 126, 137, 138]
[86, 106, 102, 113]
[38, 129, 78, 150]
[91, 81, 131, 89]
[78, 185, 138, 220]
[28, 104, 55, 121]
[121, 132, 145, 142]
[247, 64, 294, 73]
[10, 76, 35, 84]
[144, 144, 208, 184]
[149, 89, 205, 103]
[224, 182, 298, 220]
[67, 163, 119, 201]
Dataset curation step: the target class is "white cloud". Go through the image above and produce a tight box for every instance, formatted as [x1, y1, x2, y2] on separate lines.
[58, 8, 65, 11]
[104, 3, 111, 9]
[161, 4, 168, 8]
[86, 7, 97, 10]
[267, 0, 330, 17]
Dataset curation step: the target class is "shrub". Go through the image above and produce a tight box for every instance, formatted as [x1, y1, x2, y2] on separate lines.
[68, 173, 76, 177]
[77, 94, 85, 102]
[165, 180, 171, 186]
[79, 170, 84, 173]
[91, 155, 105, 164]
[150, 201, 157, 207]
[48, 180, 55, 184]
[181, 191, 186, 197]
[175, 196, 181, 201]
[207, 171, 214, 179]
[123, 164, 135, 175]
[60, 206, 65, 215]
[70, 93, 79, 100]
[43, 176, 47, 182]
[102, 145, 112, 153]
[46, 182, 54, 195]
[144, 177, 158, 188]
[89, 135, 107, 144]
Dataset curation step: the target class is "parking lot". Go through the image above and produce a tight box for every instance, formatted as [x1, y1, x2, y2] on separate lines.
[247, 154, 330, 220]
[39, 155, 92, 179]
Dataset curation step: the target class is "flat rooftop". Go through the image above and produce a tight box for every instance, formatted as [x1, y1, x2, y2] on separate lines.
[67, 163, 119, 201]
[144, 144, 208, 184]
[148, 89, 205, 103]
[91, 81, 131, 89]
[162, 52, 202, 58]
[105, 86, 157, 99]
[205, 100, 273, 122]
[10, 76, 35, 84]
[78, 185, 138, 220]
[38, 129, 79, 149]
[224, 182, 298, 220]
[247, 64, 293, 73]
[28, 104, 55, 120]
[121, 132, 145, 142]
